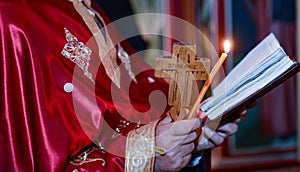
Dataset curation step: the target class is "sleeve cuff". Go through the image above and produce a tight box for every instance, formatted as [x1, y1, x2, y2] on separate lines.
[125, 120, 159, 172]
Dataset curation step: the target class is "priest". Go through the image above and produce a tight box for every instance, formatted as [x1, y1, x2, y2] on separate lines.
[0, 0, 247, 171]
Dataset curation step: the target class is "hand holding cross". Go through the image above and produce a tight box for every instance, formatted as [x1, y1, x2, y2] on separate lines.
[155, 43, 210, 121]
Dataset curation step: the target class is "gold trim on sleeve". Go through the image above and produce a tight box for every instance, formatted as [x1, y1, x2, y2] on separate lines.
[125, 121, 159, 172]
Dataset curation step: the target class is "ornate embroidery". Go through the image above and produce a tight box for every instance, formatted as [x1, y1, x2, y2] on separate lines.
[71, 0, 121, 87]
[117, 44, 137, 83]
[112, 120, 141, 139]
[61, 28, 95, 83]
[125, 121, 158, 172]
[68, 146, 106, 166]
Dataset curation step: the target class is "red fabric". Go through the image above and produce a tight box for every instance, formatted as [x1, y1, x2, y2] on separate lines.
[0, 0, 168, 171]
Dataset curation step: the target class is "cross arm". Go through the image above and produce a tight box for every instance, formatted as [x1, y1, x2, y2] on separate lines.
[154, 57, 177, 78]
[189, 58, 210, 80]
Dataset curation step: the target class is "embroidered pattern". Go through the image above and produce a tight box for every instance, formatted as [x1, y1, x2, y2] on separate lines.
[112, 120, 142, 139]
[61, 28, 95, 83]
[118, 44, 137, 83]
[125, 121, 158, 172]
[68, 146, 106, 166]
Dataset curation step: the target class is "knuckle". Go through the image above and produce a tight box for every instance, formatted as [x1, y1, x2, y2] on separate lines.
[185, 132, 197, 143]
[167, 150, 176, 157]
[232, 124, 239, 133]
[190, 132, 197, 140]
[182, 143, 195, 154]
[215, 136, 224, 146]
[231, 124, 238, 133]
[226, 123, 238, 135]
[185, 143, 195, 152]
[181, 154, 192, 167]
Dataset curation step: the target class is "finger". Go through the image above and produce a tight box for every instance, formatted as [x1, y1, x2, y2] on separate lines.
[179, 143, 195, 156]
[209, 133, 225, 147]
[185, 108, 204, 120]
[200, 97, 212, 106]
[182, 154, 192, 167]
[239, 109, 248, 117]
[197, 107, 206, 119]
[202, 127, 225, 146]
[196, 139, 214, 151]
[235, 109, 248, 123]
[199, 112, 207, 119]
[197, 97, 212, 117]
[235, 112, 247, 123]
[170, 118, 201, 136]
[180, 131, 198, 145]
[216, 123, 238, 137]
[168, 153, 192, 171]
[202, 126, 214, 138]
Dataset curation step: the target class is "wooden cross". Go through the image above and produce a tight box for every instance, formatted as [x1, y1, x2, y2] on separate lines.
[155, 43, 210, 121]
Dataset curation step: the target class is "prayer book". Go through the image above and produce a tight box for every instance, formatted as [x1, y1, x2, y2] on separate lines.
[201, 33, 300, 124]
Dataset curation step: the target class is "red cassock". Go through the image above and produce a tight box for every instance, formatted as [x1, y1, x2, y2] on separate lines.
[0, 0, 169, 171]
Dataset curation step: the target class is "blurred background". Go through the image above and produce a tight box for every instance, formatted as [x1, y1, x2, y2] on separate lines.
[96, 0, 300, 171]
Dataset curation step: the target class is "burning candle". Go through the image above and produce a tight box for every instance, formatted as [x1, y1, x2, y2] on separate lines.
[188, 40, 231, 119]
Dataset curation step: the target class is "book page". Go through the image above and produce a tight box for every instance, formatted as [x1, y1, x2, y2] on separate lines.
[213, 33, 281, 96]
[201, 33, 297, 121]
[204, 54, 295, 120]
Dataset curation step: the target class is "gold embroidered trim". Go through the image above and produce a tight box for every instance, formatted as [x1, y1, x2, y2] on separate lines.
[125, 121, 159, 172]
[71, 0, 121, 88]
[61, 28, 95, 83]
[68, 0, 138, 86]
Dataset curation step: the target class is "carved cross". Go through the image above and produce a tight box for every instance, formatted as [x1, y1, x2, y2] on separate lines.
[155, 43, 210, 120]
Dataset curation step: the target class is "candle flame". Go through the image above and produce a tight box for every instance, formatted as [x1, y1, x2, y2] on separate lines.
[224, 40, 230, 53]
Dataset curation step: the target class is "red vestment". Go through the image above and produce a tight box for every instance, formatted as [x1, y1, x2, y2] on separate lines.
[0, 0, 169, 171]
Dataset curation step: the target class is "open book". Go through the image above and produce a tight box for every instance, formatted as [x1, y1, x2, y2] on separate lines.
[201, 33, 299, 123]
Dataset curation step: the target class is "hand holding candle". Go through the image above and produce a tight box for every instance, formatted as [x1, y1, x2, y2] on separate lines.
[187, 40, 231, 119]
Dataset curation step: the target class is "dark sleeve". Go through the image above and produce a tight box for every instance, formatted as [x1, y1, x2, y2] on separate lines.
[181, 150, 211, 172]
